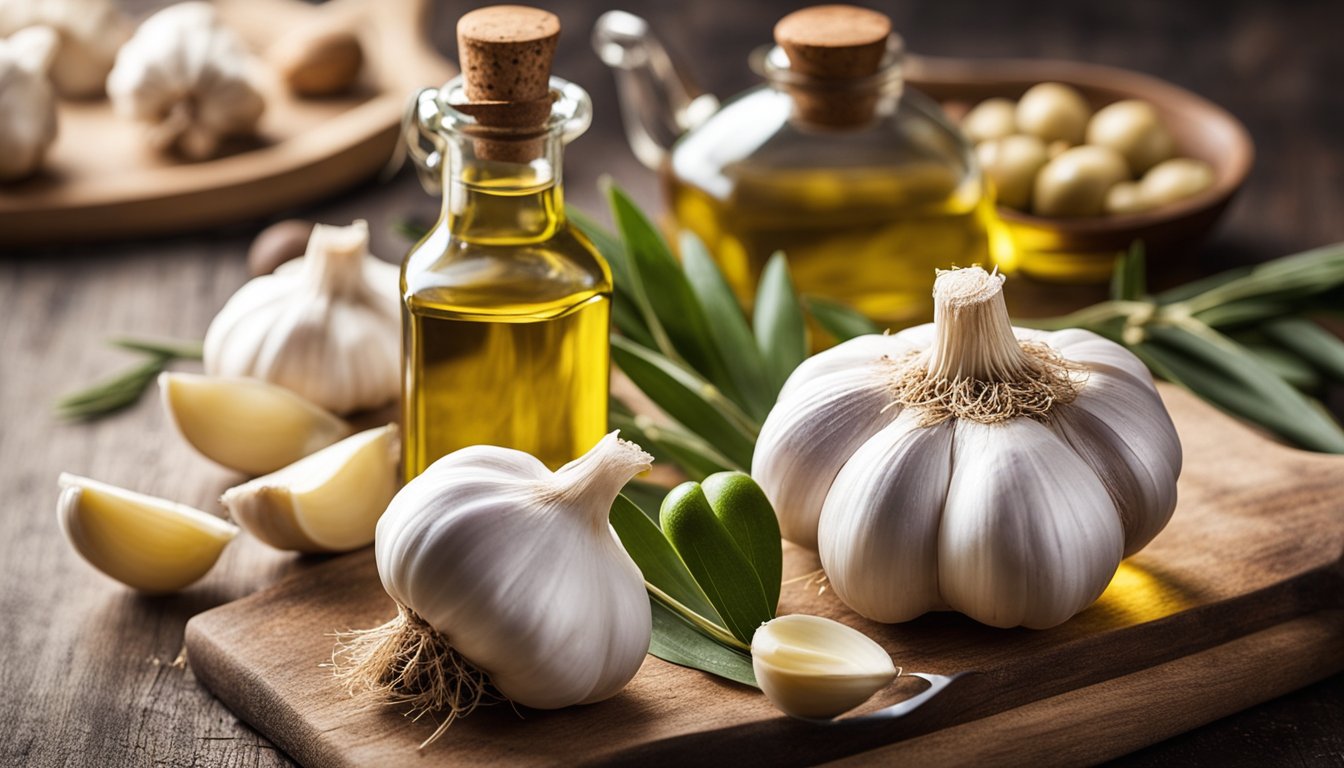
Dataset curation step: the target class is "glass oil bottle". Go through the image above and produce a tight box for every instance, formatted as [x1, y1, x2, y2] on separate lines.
[598, 6, 999, 329]
[401, 7, 609, 479]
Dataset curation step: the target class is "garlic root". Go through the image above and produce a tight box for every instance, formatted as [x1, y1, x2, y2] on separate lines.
[333, 604, 502, 748]
[58, 473, 238, 593]
[222, 424, 399, 553]
[160, 372, 353, 476]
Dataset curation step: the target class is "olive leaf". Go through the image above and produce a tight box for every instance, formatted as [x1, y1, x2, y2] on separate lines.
[660, 482, 775, 644]
[648, 600, 756, 687]
[701, 472, 783, 613]
[754, 252, 809, 397]
[805, 295, 882, 342]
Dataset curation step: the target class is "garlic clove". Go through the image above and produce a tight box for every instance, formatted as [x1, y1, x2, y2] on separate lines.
[1050, 371, 1181, 556]
[160, 372, 353, 476]
[753, 368, 902, 549]
[938, 418, 1124, 629]
[222, 424, 400, 553]
[752, 614, 897, 720]
[818, 409, 954, 623]
[57, 473, 238, 593]
[777, 331, 923, 403]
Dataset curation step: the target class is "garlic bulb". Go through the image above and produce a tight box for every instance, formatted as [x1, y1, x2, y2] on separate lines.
[204, 220, 401, 414]
[222, 424, 399, 553]
[338, 432, 653, 742]
[753, 267, 1181, 629]
[0, 26, 59, 182]
[106, 2, 265, 160]
[58, 473, 239, 593]
[0, 0, 129, 97]
[752, 615, 896, 720]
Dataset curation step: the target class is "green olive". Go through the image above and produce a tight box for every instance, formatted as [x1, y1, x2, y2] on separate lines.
[977, 134, 1048, 210]
[1032, 145, 1129, 217]
[1139, 158, 1214, 207]
[1015, 83, 1091, 145]
[1086, 100, 1174, 175]
[1103, 181, 1151, 215]
[962, 97, 1017, 143]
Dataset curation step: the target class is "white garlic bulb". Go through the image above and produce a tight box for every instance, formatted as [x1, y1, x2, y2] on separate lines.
[0, 0, 129, 98]
[753, 267, 1181, 629]
[106, 2, 265, 160]
[0, 26, 59, 182]
[340, 433, 652, 738]
[204, 220, 401, 414]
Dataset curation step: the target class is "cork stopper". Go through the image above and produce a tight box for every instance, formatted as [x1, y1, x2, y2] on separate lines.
[455, 5, 560, 162]
[773, 5, 893, 127]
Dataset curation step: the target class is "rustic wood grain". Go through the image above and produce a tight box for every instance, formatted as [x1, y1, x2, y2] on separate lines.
[182, 386, 1344, 767]
[2, 1, 1343, 766]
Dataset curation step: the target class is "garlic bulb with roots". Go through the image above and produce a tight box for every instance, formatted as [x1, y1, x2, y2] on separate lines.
[0, 0, 130, 98]
[0, 26, 59, 182]
[337, 432, 654, 744]
[106, 2, 264, 160]
[204, 220, 401, 414]
[752, 267, 1181, 629]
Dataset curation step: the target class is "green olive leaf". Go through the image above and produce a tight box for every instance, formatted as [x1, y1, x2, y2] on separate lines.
[648, 599, 757, 688]
[701, 472, 782, 614]
[610, 494, 722, 626]
[754, 252, 808, 397]
[660, 483, 774, 644]
[804, 295, 882, 342]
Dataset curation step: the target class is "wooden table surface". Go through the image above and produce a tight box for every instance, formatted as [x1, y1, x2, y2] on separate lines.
[1, 1, 1341, 766]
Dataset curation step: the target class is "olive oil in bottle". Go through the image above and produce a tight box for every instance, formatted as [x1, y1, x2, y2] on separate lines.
[401, 7, 610, 478]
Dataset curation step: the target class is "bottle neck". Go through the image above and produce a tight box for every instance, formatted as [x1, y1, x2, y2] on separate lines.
[441, 131, 566, 244]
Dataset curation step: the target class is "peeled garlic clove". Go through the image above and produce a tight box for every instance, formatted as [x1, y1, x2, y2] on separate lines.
[160, 372, 353, 476]
[939, 419, 1124, 629]
[222, 424, 400, 553]
[752, 615, 897, 720]
[58, 473, 238, 593]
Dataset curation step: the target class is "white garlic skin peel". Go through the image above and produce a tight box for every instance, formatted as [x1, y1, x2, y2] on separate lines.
[753, 267, 1181, 629]
[374, 432, 654, 709]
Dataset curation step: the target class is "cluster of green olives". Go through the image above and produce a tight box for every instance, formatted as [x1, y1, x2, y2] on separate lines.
[962, 83, 1214, 217]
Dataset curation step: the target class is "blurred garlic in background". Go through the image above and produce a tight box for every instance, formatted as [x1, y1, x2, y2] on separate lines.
[106, 2, 265, 160]
[0, 0, 130, 98]
[0, 26, 59, 182]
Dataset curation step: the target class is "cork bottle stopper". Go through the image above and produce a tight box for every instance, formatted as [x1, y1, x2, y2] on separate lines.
[773, 5, 893, 126]
[455, 5, 560, 162]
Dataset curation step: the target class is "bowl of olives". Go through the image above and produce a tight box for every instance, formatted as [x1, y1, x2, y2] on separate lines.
[908, 55, 1253, 283]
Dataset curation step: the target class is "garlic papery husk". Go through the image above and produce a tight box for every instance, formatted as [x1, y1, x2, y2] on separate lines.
[160, 372, 354, 476]
[752, 615, 896, 720]
[0, 0, 130, 97]
[204, 220, 401, 414]
[58, 473, 239, 593]
[337, 432, 654, 744]
[754, 267, 1181, 629]
[222, 424, 399, 553]
[106, 2, 264, 160]
[0, 26, 59, 182]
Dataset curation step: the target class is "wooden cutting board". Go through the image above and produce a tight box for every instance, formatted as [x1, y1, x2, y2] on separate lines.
[0, 0, 452, 246]
[184, 385, 1344, 767]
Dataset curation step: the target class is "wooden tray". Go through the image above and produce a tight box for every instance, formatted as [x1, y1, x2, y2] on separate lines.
[0, 0, 453, 246]
[184, 385, 1344, 767]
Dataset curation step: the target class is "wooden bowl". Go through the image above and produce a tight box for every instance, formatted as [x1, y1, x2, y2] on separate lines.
[906, 55, 1254, 283]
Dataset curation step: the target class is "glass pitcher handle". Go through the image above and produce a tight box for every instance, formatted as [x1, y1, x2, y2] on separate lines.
[403, 87, 445, 196]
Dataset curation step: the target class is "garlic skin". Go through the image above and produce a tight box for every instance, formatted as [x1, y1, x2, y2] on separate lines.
[58, 473, 239, 593]
[0, 26, 59, 182]
[160, 372, 353, 476]
[752, 615, 896, 720]
[204, 221, 401, 414]
[106, 2, 265, 160]
[753, 268, 1181, 629]
[222, 424, 399, 553]
[375, 432, 653, 710]
[0, 0, 130, 98]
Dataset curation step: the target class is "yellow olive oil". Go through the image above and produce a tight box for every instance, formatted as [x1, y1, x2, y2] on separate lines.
[668, 164, 998, 329]
[402, 172, 611, 479]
